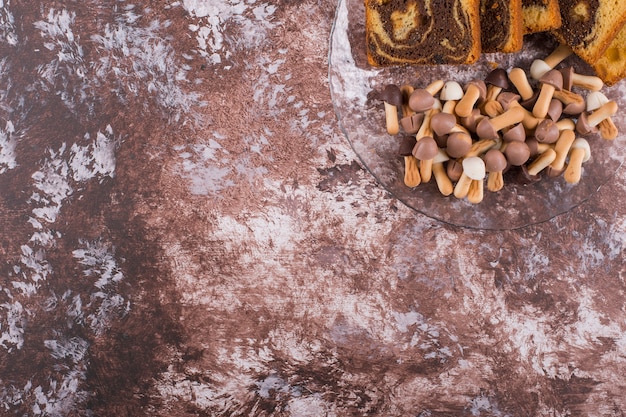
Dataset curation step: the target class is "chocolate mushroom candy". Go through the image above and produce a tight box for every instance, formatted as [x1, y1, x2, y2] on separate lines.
[503, 141, 530, 166]
[380, 84, 403, 135]
[408, 88, 435, 113]
[576, 99, 618, 136]
[529, 44, 573, 80]
[552, 88, 585, 115]
[399, 135, 420, 187]
[548, 129, 576, 176]
[534, 118, 560, 144]
[555, 118, 575, 131]
[412, 136, 439, 183]
[455, 80, 487, 118]
[497, 92, 540, 132]
[563, 138, 591, 184]
[460, 108, 485, 133]
[547, 98, 563, 122]
[508, 68, 535, 102]
[432, 149, 453, 196]
[439, 81, 464, 114]
[453, 156, 486, 202]
[586, 91, 618, 140]
[482, 68, 509, 117]
[475, 105, 525, 139]
[484, 148, 507, 192]
[559, 66, 603, 92]
[532, 69, 563, 119]
[446, 159, 463, 182]
[445, 131, 473, 159]
[400, 112, 425, 135]
[430, 112, 457, 137]
[502, 122, 526, 144]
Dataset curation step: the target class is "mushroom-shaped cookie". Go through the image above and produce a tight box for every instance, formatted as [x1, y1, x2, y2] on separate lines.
[527, 148, 557, 176]
[446, 159, 463, 182]
[412, 136, 439, 183]
[503, 141, 530, 166]
[476, 106, 525, 139]
[553, 88, 585, 115]
[586, 91, 618, 140]
[399, 135, 420, 187]
[482, 68, 509, 117]
[532, 69, 563, 119]
[497, 92, 540, 131]
[559, 66, 603, 91]
[575, 99, 618, 136]
[484, 148, 507, 192]
[432, 149, 453, 196]
[548, 129, 576, 175]
[502, 123, 526, 144]
[555, 118, 575, 131]
[508, 68, 535, 101]
[547, 98, 563, 122]
[400, 112, 424, 134]
[563, 138, 591, 184]
[455, 80, 487, 118]
[430, 112, 457, 137]
[460, 108, 485, 133]
[534, 119, 559, 144]
[380, 84, 403, 135]
[445, 131, 473, 159]
[529, 44, 573, 80]
[454, 156, 486, 201]
[408, 88, 435, 113]
[440, 81, 464, 113]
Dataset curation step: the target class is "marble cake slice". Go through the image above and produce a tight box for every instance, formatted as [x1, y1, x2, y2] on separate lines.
[552, 0, 626, 64]
[522, 0, 562, 34]
[591, 21, 626, 85]
[480, 0, 523, 52]
[365, 0, 482, 66]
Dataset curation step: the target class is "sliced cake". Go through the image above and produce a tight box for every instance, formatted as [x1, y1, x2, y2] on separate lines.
[365, 0, 482, 66]
[552, 0, 626, 64]
[522, 0, 562, 34]
[480, 0, 523, 52]
[591, 22, 626, 85]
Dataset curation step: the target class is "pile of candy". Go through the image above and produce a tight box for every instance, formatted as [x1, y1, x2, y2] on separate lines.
[377, 45, 619, 204]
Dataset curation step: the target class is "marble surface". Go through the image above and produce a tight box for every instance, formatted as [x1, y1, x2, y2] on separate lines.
[0, 0, 625, 416]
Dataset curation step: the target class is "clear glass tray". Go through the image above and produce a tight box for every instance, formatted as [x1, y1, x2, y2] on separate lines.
[329, 0, 625, 230]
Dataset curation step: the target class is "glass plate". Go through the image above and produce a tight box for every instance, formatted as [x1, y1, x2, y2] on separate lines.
[329, 0, 625, 230]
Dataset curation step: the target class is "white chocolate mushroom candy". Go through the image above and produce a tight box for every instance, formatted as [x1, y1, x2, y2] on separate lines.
[586, 91, 618, 140]
[432, 149, 453, 196]
[564, 138, 591, 184]
[440, 81, 464, 113]
[530, 44, 573, 80]
[454, 156, 485, 200]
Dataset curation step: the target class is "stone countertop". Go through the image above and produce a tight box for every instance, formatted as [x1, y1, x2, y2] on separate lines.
[0, 0, 625, 415]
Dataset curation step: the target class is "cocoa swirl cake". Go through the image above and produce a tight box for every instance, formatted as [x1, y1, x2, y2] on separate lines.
[480, 0, 523, 52]
[552, 0, 626, 63]
[365, 0, 481, 66]
[521, 0, 562, 34]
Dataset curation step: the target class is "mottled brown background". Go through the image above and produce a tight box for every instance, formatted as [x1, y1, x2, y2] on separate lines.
[0, 0, 625, 416]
